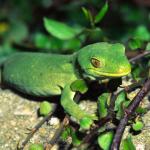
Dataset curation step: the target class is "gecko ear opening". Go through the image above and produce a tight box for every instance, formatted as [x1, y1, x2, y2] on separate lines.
[110, 43, 125, 54]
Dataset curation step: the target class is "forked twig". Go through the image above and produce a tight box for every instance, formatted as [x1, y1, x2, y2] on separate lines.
[45, 93, 81, 149]
[18, 105, 57, 150]
[45, 116, 69, 149]
[111, 78, 150, 150]
[78, 79, 145, 148]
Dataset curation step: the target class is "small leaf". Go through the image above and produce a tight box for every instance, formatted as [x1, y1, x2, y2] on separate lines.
[61, 127, 81, 146]
[98, 93, 109, 119]
[146, 42, 150, 51]
[133, 25, 150, 41]
[34, 33, 51, 49]
[116, 101, 130, 120]
[70, 129, 81, 146]
[122, 136, 136, 150]
[98, 131, 114, 150]
[132, 121, 144, 131]
[128, 38, 143, 50]
[29, 143, 44, 150]
[89, 27, 103, 40]
[61, 127, 71, 141]
[70, 79, 88, 94]
[135, 107, 147, 114]
[94, 2, 108, 23]
[39, 101, 53, 116]
[62, 38, 81, 51]
[132, 66, 142, 81]
[81, 7, 94, 27]
[44, 18, 77, 40]
[114, 91, 126, 111]
[82, 7, 90, 20]
[80, 117, 93, 129]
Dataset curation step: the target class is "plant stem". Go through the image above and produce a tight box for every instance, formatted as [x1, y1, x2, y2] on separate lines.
[111, 78, 150, 150]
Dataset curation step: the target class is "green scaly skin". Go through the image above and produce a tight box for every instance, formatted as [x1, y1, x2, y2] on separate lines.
[0, 42, 131, 127]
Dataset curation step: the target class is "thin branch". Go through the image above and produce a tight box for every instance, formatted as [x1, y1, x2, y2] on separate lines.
[77, 93, 117, 149]
[78, 79, 146, 148]
[18, 105, 57, 150]
[111, 78, 150, 150]
[129, 50, 150, 63]
[45, 93, 81, 149]
[45, 116, 69, 149]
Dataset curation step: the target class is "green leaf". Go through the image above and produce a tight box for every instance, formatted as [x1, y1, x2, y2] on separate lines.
[133, 25, 150, 41]
[44, 18, 77, 40]
[132, 66, 142, 81]
[114, 91, 126, 111]
[89, 27, 103, 40]
[34, 33, 51, 49]
[29, 143, 44, 150]
[122, 136, 136, 150]
[132, 121, 144, 131]
[135, 107, 147, 114]
[70, 129, 81, 146]
[39, 101, 53, 116]
[62, 38, 81, 51]
[146, 42, 150, 51]
[98, 93, 109, 119]
[98, 131, 114, 150]
[81, 7, 94, 27]
[94, 2, 108, 23]
[70, 79, 88, 94]
[116, 100, 130, 120]
[128, 38, 143, 50]
[61, 127, 81, 146]
[82, 7, 90, 20]
[61, 127, 71, 141]
[80, 117, 93, 129]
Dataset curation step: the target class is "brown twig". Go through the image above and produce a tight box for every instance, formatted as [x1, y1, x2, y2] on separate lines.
[18, 104, 57, 150]
[45, 93, 81, 149]
[78, 78, 146, 148]
[77, 93, 117, 149]
[129, 50, 150, 63]
[45, 116, 69, 149]
[111, 78, 150, 150]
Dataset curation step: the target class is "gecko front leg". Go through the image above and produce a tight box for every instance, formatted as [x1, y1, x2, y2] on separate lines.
[60, 84, 97, 129]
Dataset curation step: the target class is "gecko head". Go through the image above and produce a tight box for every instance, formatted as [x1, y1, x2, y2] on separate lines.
[77, 42, 131, 79]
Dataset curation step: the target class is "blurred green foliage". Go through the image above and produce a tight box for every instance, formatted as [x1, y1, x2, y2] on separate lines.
[0, 0, 150, 149]
[0, 0, 150, 54]
[122, 136, 136, 150]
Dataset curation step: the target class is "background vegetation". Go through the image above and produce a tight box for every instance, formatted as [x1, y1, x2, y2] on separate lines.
[0, 0, 150, 149]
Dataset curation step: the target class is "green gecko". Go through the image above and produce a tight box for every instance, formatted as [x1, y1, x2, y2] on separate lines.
[0, 42, 131, 127]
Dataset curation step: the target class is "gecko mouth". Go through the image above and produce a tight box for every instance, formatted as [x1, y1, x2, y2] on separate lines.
[87, 68, 131, 77]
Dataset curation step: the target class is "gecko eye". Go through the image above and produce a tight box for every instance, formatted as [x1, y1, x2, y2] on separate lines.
[91, 58, 101, 68]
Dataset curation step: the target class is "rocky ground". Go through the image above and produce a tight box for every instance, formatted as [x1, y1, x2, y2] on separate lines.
[0, 87, 150, 150]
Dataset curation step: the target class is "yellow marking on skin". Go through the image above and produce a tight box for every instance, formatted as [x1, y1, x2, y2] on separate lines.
[88, 68, 131, 77]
